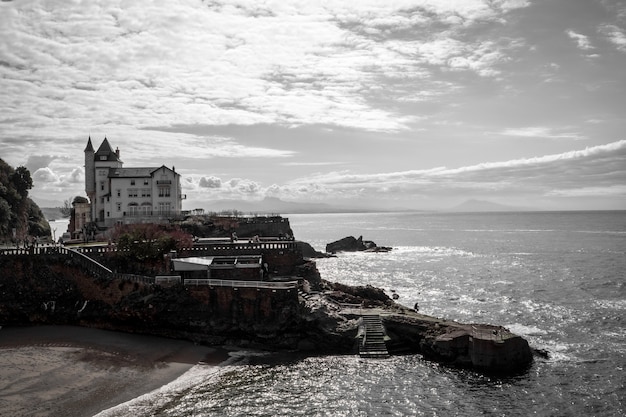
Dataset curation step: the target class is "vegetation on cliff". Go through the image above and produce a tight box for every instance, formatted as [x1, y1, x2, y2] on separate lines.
[110, 223, 194, 261]
[0, 159, 50, 242]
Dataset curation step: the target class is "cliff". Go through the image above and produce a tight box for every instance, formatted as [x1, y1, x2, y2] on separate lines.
[0, 251, 533, 374]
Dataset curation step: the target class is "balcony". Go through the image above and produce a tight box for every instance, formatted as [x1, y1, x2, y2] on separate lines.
[157, 180, 172, 185]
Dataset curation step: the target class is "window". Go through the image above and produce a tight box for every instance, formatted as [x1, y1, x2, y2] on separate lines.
[144, 179, 149, 185]
[116, 203, 121, 211]
[158, 202, 171, 215]
[117, 189, 121, 197]
[128, 189, 138, 198]
[158, 187, 171, 197]
[128, 204, 139, 216]
[99, 170, 107, 176]
[141, 188, 151, 197]
[130, 180, 135, 185]
[100, 181, 105, 191]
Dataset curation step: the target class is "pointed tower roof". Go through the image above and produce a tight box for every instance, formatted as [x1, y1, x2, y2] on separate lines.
[94, 137, 121, 162]
[84, 136, 94, 152]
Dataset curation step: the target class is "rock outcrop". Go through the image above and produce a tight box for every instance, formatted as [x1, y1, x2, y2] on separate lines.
[296, 241, 333, 259]
[0, 250, 534, 375]
[325, 236, 392, 254]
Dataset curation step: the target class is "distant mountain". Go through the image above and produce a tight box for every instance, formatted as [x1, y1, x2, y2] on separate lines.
[447, 199, 536, 212]
[40, 207, 67, 221]
[203, 197, 378, 214]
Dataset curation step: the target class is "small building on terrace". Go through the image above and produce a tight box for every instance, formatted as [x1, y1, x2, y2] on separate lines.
[171, 255, 264, 281]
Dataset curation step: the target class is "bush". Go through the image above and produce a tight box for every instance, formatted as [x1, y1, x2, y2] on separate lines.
[111, 223, 193, 261]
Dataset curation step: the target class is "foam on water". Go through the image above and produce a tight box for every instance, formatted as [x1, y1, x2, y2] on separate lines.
[94, 352, 252, 417]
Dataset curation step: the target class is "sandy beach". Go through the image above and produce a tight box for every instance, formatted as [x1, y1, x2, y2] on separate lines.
[0, 325, 228, 417]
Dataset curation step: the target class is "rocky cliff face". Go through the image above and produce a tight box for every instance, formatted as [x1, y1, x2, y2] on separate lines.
[0, 254, 312, 349]
[0, 252, 534, 374]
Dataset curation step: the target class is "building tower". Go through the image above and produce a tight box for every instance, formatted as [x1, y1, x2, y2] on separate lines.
[84, 136, 96, 221]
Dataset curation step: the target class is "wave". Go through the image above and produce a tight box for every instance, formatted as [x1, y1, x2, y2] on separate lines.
[506, 323, 548, 336]
[94, 351, 254, 417]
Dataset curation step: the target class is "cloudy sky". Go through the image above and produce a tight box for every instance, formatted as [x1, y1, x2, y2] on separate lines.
[1, 0, 625, 211]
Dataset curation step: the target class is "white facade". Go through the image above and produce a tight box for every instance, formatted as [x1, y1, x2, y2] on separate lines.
[85, 137, 184, 227]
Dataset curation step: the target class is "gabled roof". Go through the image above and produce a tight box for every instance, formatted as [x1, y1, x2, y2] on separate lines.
[94, 137, 121, 162]
[150, 165, 178, 175]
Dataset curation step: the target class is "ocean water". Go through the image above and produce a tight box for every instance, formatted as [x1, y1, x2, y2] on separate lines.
[98, 211, 626, 417]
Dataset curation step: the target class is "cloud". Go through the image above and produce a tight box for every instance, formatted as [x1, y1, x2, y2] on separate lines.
[499, 126, 585, 140]
[32, 167, 58, 183]
[278, 140, 626, 201]
[25, 155, 57, 172]
[199, 176, 222, 188]
[600, 24, 626, 52]
[185, 175, 262, 201]
[65, 168, 83, 184]
[566, 30, 594, 50]
[191, 135, 625, 204]
[0, 0, 533, 144]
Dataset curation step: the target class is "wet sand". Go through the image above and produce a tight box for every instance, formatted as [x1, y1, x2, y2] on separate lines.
[0, 325, 228, 417]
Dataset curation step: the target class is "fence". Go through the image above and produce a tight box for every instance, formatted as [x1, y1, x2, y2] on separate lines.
[184, 279, 298, 290]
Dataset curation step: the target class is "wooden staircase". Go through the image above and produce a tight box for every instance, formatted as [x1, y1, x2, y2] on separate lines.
[359, 314, 389, 358]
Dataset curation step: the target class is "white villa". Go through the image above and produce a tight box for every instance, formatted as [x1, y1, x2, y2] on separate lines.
[84, 137, 185, 228]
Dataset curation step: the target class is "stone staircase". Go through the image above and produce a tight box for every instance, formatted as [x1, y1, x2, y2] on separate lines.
[359, 314, 389, 358]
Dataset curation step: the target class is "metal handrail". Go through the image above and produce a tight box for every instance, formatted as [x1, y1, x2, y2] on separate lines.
[184, 279, 298, 289]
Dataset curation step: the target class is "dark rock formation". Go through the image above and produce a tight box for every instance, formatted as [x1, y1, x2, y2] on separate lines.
[325, 236, 391, 254]
[296, 241, 333, 259]
[382, 314, 533, 374]
[0, 250, 534, 375]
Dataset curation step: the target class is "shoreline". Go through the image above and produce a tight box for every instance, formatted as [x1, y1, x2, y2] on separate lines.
[0, 325, 229, 417]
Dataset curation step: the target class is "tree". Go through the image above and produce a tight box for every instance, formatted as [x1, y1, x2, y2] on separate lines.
[111, 223, 193, 261]
[60, 197, 74, 217]
[10, 166, 33, 197]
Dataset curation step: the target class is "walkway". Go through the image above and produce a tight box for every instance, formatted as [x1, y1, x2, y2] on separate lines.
[359, 314, 389, 358]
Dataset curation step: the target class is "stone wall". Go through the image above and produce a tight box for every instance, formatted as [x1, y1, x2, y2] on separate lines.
[187, 285, 299, 323]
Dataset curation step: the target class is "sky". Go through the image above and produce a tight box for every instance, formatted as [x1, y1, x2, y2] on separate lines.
[1, 0, 625, 211]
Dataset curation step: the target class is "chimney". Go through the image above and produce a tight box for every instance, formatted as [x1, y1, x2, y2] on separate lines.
[115, 147, 120, 158]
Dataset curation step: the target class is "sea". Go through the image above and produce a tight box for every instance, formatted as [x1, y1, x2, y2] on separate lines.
[97, 211, 625, 417]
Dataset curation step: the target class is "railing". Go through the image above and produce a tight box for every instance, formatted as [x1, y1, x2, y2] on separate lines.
[181, 241, 298, 256]
[0, 245, 156, 284]
[155, 275, 181, 285]
[0, 246, 65, 256]
[113, 273, 155, 284]
[184, 279, 298, 290]
[66, 247, 113, 275]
